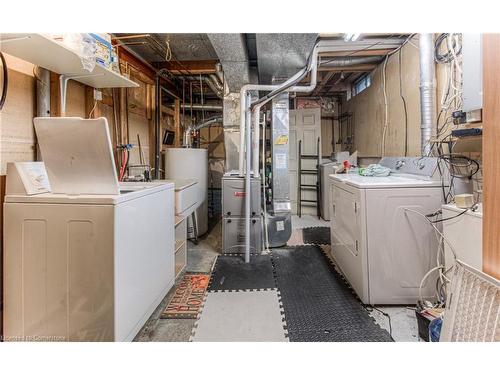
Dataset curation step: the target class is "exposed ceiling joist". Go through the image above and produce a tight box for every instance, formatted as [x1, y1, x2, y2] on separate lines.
[313, 71, 336, 95]
[319, 48, 394, 57]
[152, 59, 218, 75]
[318, 38, 406, 52]
[318, 64, 378, 72]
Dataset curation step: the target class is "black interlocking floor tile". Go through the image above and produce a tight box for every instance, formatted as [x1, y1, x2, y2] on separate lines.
[287, 327, 392, 342]
[208, 254, 276, 292]
[302, 226, 330, 245]
[272, 245, 392, 342]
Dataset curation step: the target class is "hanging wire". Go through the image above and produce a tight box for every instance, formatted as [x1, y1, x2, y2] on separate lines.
[165, 37, 172, 62]
[399, 47, 409, 157]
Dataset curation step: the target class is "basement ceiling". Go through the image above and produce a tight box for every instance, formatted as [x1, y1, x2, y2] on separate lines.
[113, 33, 409, 95]
[256, 33, 318, 84]
[113, 33, 218, 62]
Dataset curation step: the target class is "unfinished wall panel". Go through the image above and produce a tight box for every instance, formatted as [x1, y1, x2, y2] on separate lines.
[128, 111, 151, 166]
[0, 54, 36, 175]
[343, 39, 421, 158]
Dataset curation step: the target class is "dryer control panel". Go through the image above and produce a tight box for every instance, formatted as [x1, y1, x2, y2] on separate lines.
[379, 157, 439, 179]
[6, 162, 51, 195]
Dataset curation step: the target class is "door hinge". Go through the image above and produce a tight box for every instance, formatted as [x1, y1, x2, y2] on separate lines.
[354, 202, 357, 213]
[355, 240, 359, 252]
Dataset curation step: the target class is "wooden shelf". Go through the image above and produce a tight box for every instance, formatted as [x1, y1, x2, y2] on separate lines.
[0, 33, 139, 89]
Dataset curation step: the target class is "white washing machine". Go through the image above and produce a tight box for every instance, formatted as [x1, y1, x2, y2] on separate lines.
[329, 157, 444, 305]
[3, 118, 175, 341]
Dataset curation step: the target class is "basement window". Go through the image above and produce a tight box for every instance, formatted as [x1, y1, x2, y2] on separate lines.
[352, 73, 371, 97]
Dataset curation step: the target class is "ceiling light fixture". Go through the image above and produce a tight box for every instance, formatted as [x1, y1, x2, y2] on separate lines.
[343, 33, 354, 42]
[344, 33, 362, 42]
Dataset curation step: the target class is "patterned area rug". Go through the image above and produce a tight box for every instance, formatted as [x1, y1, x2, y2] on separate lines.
[161, 273, 210, 319]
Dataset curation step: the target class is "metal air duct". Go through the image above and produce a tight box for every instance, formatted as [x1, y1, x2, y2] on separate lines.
[419, 33, 437, 156]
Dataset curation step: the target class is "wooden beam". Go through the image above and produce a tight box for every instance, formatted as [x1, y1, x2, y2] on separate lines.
[482, 34, 500, 279]
[117, 45, 156, 79]
[152, 59, 218, 75]
[318, 64, 378, 72]
[117, 45, 180, 96]
[161, 105, 175, 117]
[319, 48, 393, 58]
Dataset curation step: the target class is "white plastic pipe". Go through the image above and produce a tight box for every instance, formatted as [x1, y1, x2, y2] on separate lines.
[244, 93, 252, 263]
[242, 40, 351, 261]
[252, 102, 264, 177]
[239, 42, 327, 176]
[261, 113, 270, 251]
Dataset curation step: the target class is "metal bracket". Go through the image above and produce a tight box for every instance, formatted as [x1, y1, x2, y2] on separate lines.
[59, 73, 104, 115]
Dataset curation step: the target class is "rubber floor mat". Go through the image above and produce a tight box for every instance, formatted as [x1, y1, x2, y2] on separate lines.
[302, 226, 330, 245]
[190, 290, 288, 342]
[272, 245, 392, 342]
[208, 254, 276, 292]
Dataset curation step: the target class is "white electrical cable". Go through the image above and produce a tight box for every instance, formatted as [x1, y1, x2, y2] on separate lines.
[403, 207, 458, 306]
[381, 56, 389, 156]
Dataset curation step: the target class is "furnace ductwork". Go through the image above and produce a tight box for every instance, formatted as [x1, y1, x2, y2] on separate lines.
[419, 33, 437, 156]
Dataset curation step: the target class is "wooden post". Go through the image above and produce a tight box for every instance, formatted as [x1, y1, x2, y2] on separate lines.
[482, 34, 500, 279]
[49, 72, 61, 117]
[119, 88, 129, 145]
[174, 98, 181, 147]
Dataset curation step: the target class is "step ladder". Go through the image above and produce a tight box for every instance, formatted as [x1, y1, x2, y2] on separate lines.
[297, 138, 321, 219]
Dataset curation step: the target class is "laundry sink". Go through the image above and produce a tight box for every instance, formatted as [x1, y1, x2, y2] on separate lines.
[171, 179, 200, 215]
[119, 181, 167, 193]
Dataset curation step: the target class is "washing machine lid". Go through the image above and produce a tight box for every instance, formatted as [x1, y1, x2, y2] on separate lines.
[34, 117, 120, 195]
[5, 181, 174, 204]
[330, 173, 443, 188]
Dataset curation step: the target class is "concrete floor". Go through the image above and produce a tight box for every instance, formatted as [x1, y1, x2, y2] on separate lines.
[136, 215, 419, 342]
[134, 221, 220, 342]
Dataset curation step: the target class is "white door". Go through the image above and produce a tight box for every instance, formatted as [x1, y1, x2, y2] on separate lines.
[289, 108, 321, 215]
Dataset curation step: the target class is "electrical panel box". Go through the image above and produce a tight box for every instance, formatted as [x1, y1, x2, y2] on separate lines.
[462, 33, 483, 112]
